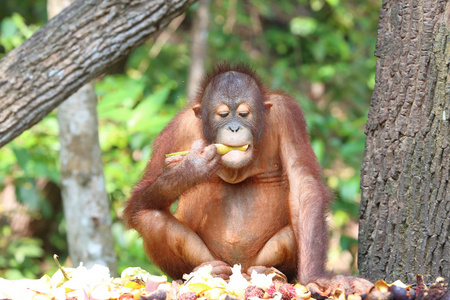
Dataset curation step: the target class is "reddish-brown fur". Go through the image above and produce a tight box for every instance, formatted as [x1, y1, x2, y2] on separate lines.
[124, 64, 372, 292]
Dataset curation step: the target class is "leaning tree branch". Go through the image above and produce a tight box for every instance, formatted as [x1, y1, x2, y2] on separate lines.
[0, 0, 196, 148]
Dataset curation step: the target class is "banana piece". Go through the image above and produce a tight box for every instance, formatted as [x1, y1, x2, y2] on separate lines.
[166, 144, 248, 157]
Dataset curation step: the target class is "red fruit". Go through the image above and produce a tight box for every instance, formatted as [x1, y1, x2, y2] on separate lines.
[267, 282, 296, 300]
[119, 293, 134, 300]
[245, 285, 265, 299]
[267, 281, 283, 298]
[179, 292, 197, 300]
[279, 283, 296, 300]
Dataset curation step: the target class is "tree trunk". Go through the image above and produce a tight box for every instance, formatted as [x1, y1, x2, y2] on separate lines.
[186, 0, 210, 100]
[57, 83, 117, 272]
[48, 0, 117, 273]
[0, 0, 196, 148]
[358, 0, 450, 283]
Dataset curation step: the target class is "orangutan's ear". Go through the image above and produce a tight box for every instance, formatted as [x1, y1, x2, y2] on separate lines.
[193, 104, 202, 119]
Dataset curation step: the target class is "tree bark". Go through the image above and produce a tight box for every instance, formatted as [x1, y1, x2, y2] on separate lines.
[358, 0, 450, 283]
[48, 0, 117, 273]
[58, 83, 117, 272]
[0, 0, 196, 148]
[186, 0, 210, 100]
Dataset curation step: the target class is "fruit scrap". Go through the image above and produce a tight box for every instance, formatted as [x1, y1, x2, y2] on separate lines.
[368, 276, 449, 300]
[118, 293, 134, 300]
[418, 276, 448, 300]
[374, 279, 411, 300]
[140, 289, 167, 300]
[332, 288, 346, 300]
[165, 144, 248, 157]
[244, 285, 265, 299]
[388, 285, 409, 300]
[145, 275, 168, 293]
[374, 280, 390, 293]
[53, 254, 70, 281]
[348, 294, 363, 300]
[367, 289, 392, 300]
[416, 274, 427, 300]
[7, 262, 450, 300]
[179, 291, 197, 300]
[294, 284, 311, 300]
[126, 279, 145, 289]
[267, 281, 296, 300]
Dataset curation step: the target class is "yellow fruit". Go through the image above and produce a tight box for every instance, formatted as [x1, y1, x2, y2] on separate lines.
[214, 144, 248, 155]
[165, 144, 248, 157]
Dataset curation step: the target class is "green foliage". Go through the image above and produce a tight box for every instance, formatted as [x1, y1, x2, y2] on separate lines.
[95, 75, 180, 206]
[0, 216, 47, 279]
[0, 13, 40, 59]
[112, 223, 164, 277]
[0, 0, 381, 278]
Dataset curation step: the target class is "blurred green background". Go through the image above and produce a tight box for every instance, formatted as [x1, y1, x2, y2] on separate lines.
[0, 0, 381, 279]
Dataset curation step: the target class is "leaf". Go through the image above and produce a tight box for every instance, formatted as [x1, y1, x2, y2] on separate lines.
[99, 107, 133, 123]
[312, 140, 325, 163]
[326, 0, 340, 7]
[341, 140, 364, 156]
[128, 86, 171, 131]
[1, 17, 19, 38]
[339, 178, 360, 203]
[290, 17, 318, 36]
[12, 146, 30, 171]
[128, 115, 172, 135]
[11, 13, 34, 38]
[96, 75, 145, 110]
[9, 238, 44, 263]
[15, 178, 40, 210]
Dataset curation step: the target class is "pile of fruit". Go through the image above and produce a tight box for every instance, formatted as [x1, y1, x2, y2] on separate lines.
[0, 260, 448, 300]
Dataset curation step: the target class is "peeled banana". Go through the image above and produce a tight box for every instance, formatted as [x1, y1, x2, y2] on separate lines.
[166, 144, 248, 157]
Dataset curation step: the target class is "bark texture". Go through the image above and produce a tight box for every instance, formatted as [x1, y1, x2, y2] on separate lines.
[48, 0, 117, 272]
[358, 0, 450, 283]
[0, 0, 196, 148]
[186, 0, 210, 100]
[58, 83, 117, 272]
